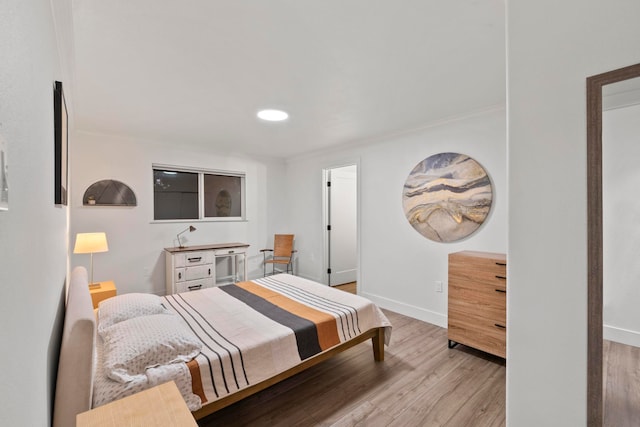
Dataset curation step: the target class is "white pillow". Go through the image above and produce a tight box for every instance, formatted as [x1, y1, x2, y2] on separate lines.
[101, 313, 202, 384]
[98, 293, 168, 334]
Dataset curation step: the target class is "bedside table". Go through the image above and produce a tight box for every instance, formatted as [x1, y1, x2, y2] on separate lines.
[89, 281, 116, 309]
[76, 381, 197, 426]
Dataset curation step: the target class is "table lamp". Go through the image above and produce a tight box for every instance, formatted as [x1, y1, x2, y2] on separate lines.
[73, 232, 109, 287]
[177, 225, 196, 248]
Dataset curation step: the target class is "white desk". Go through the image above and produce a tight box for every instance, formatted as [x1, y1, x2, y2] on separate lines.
[165, 243, 249, 295]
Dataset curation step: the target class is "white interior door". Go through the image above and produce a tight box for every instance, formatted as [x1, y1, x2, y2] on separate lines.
[326, 165, 357, 286]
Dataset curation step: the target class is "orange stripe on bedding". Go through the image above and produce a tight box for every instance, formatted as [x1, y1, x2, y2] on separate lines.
[236, 281, 340, 350]
[187, 358, 207, 404]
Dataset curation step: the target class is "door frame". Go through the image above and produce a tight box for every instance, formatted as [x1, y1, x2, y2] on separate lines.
[586, 62, 640, 427]
[322, 161, 359, 287]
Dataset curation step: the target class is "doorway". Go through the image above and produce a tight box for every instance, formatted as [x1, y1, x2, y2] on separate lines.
[323, 164, 358, 287]
[587, 62, 640, 427]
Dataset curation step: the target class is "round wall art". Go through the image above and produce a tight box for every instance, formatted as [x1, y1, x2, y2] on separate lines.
[402, 152, 493, 243]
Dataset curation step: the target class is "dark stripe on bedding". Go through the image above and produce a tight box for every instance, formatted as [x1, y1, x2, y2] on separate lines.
[175, 293, 249, 387]
[256, 276, 350, 340]
[257, 276, 362, 338]
[220, 284, 322, 360]
[234, 281, 340, 351]
[258, 276, 360, 333]
[198, 352, 219, 398]
[163, 296, 228, 395]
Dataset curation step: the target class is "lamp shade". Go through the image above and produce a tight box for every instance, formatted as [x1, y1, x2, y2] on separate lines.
[73, 232, 109, 254]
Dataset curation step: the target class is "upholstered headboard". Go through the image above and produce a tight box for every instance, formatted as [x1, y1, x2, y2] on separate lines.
[53, 266, 95, 427]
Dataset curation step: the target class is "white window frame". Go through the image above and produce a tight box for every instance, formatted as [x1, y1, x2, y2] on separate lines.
[152, 164, 246, 222]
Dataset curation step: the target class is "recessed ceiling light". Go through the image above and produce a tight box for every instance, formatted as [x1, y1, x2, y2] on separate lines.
[257, 109, 289, 122]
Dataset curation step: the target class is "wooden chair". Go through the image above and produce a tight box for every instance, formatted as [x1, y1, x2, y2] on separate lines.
[260, 234, 296, 277]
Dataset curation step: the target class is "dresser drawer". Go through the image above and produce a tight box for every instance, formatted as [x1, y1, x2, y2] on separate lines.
[175, 264, 213, 282]
[449, 252, 506, 288]
[448, 284, 506, 324]
[175, 278, 215, 293]
[448, 311, 506, 358]
[174, 251, 214, 267]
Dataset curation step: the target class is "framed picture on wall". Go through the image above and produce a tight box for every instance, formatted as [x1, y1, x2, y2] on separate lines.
[54, 81, 68, 205]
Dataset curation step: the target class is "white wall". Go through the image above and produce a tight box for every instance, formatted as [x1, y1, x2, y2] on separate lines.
[507, 1, 640, 425]
[70, 132, 288, 295]
[287, 107, 506, 327]
[603, 103, 640, 347]
[0, 0, 71, 425]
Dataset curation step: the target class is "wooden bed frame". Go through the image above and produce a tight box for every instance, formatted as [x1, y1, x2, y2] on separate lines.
[192, 325, 384, 419]
[53, 266, 385, 425]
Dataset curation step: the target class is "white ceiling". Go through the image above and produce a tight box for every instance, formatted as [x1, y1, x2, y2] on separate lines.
[603, 76, 640, 111]
[70, 0, 506, 159]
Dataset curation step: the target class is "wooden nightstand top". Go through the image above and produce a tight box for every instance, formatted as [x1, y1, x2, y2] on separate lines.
[77, 381, 197, 426]
[89, 280, 116, 293]
[89, 281, 116, 309]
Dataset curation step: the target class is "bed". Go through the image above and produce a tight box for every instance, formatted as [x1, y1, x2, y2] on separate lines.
[53, 266, 391, 426]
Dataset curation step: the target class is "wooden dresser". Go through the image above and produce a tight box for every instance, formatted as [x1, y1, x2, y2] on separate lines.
[447, 250, 507, 359]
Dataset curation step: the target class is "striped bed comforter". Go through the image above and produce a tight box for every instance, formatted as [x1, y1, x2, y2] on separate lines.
[162, 274, 392, 409]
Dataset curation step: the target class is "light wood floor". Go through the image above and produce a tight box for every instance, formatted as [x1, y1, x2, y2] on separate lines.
[196, 282, 638, 426]
[197, 308, 506, 426]
[334, 281, 357, 294]
[604, 339, 640, 427]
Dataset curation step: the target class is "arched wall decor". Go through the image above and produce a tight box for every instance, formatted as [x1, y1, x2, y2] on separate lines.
[402, 152, 493, 243]
[83, 179, 137, 206]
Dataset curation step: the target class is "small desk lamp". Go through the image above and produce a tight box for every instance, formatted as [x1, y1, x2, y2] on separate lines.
[73, 232, 109, 287]
[177, 225, 196, 248]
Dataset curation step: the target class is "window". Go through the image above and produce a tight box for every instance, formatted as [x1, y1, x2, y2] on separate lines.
[153, 165, 245, 221]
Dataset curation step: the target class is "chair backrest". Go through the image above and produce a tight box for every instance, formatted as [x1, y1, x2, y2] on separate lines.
[273, 234, 294, 257]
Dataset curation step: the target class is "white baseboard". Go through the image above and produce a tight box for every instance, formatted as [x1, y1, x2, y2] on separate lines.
[359, 291, 447, 328]
[603, 324, 640, 348]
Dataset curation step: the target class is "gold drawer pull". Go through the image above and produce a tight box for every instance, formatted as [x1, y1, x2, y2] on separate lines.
[494, 323, 506, 329]
[495, 275, 506, 280]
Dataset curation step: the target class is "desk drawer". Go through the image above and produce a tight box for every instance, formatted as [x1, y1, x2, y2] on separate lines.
[174, 251, 214, 267]
[175, 264, 213, 282]
[175, 278, 215, 293]
[214, 247, 245, 256]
